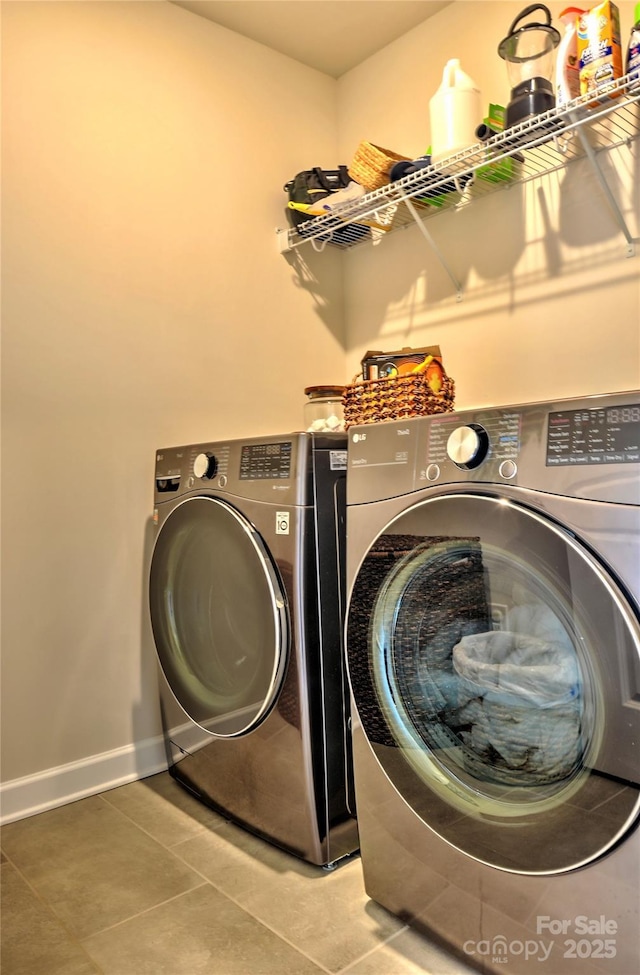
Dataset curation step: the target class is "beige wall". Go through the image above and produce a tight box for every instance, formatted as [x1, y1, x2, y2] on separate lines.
[2, 0, 639, 817]
[339, 0, 640, 407]
[1, 0, 343, 797]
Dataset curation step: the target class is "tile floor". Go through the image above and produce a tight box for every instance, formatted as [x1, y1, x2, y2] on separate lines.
[1, 771, 478, 975]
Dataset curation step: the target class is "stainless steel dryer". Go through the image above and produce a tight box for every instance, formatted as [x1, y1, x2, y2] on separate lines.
[149, 432, 358, 867]
[345, 392, 640, 973]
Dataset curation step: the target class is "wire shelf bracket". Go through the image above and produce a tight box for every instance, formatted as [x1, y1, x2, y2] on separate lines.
[403, 196, 463, 300]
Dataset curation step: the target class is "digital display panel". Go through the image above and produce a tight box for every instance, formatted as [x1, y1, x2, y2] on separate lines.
[239, 441, 292, 479]
[547, 403, 640, 466]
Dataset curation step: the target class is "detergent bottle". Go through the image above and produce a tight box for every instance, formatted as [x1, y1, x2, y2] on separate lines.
[627, 2, 640, 86]
[429, 59, 482, 167]
[556, 7, 585, 107]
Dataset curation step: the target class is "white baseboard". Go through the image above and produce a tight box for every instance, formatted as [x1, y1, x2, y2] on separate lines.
[0, 735, 169, 825]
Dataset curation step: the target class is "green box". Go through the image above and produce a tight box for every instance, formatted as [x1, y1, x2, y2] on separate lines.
[477, 103, 522, 184]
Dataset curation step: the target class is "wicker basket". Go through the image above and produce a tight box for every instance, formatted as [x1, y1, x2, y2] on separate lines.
[348, 141, 411, 192]
[342, 371, 455, 428]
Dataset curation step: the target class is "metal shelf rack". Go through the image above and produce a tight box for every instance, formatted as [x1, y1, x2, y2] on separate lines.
[276, 75, 640, 298]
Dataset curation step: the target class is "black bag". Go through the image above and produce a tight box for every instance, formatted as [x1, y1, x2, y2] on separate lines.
[284, 167, 351, 228]
[283, 166, 370, 247]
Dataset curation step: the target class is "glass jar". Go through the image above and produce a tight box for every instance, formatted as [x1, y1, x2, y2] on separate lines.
[304, 386, 346, 432]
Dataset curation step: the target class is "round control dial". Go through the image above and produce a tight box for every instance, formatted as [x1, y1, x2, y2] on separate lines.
[193, 452, 218, 479]
[446, 424, 490, 469]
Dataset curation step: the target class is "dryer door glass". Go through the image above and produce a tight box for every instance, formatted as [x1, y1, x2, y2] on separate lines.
[347, 493, 640, 874]
[149, 496, 289, 737]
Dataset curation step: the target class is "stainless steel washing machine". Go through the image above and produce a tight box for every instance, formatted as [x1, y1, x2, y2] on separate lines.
[149, 432, 358, 867]
[345, 392, 639, 973]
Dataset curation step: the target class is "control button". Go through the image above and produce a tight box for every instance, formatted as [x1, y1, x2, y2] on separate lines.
[193, 452, 218, 479]
[446, 424, 490, 469]
[217, 474, 228, 488]
[499, 460, 518, 479]
[426, 463, 441, 481]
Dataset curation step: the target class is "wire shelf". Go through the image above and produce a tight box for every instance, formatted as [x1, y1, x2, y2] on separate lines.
[277, 75, 640, 254]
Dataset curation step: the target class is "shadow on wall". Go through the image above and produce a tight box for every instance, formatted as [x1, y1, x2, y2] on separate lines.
[350, 245, 637, 335]
[301, 183, 529, 347]
[285, 145, 638, 351]
[463, 183, 527, 283]
[282, 245, 346, 346]
[133, 515, 165, 780]
[559, 142, 639, 248]
[282, 182, 529, 343]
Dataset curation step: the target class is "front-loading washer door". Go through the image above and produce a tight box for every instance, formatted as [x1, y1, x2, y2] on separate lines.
[347, 492, 640, 875]
[149, 496, 289, 738]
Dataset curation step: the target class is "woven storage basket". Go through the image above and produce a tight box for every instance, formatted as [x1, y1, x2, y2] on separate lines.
[342, 371, 455, 428]
[348, 141, 411, 192]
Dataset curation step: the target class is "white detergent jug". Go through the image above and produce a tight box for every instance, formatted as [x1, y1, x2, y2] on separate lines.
[429, 59, 482, 167]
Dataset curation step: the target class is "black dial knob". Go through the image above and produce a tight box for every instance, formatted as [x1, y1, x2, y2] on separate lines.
[193, 452, 218, 479]
[446, 424, 490, 469]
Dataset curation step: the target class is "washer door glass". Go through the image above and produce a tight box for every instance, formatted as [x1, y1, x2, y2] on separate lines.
[149, 496, 289, 737]
[347, 493, 640, 874]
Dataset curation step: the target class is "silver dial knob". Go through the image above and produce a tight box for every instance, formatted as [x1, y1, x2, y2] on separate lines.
[446, 424, 489, 469]
[193, 452, 217, 479]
